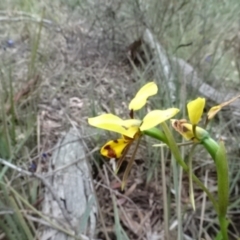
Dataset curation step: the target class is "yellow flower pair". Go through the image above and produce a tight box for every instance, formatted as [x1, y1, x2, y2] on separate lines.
[88, 81, 239, 189]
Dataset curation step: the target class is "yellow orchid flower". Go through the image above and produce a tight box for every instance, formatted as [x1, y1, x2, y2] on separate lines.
[173, 95, 240, 141]
[171, 97, 206, 141]
[88, 81, 179, 189]
[88, 82, 179, 158]
[88, 108, 179, 143]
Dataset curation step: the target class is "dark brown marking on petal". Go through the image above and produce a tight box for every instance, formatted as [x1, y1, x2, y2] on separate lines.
[129, 109, 134, 119]
[173, 120, 178, 128]
[104, 144, 111, 150]
[113, 140, 119, 143]
[104, 145, 117, 158]
[182, 125, 189, 133]
[108, 151, 117, 158]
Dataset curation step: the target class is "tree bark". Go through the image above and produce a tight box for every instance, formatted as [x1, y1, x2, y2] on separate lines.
[39, 128, 97, 240]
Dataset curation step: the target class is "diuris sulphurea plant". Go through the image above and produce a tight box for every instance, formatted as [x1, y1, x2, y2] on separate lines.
[88, 81, 240, 239]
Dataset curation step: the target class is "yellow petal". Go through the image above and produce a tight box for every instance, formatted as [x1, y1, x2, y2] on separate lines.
[207, 94, 240, 120]
[101, 139, 130, 158]
[187, 98, 205, 125]
[128, 82, 158, 111]
[207, 105, 221, 120]
[88, 114, 140, 138]
[140, 108, 179, 131]
[88, 113, 126, 134]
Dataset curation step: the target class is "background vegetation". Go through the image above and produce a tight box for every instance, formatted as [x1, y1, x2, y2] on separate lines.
[0, 0, 240, 239]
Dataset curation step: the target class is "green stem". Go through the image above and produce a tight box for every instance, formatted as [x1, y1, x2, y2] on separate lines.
[215, 140, 229, 240]
[188, 144, 198, 211]
[203, 138, 229, 237]
[201, 137, 219, 162]
[219, 216, 229, 240]
[145, 124, 229, 238]
[160, 146, 169, 240]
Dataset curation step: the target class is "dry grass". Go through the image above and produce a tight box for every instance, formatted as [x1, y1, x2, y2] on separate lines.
[0, 0, 240, 239]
